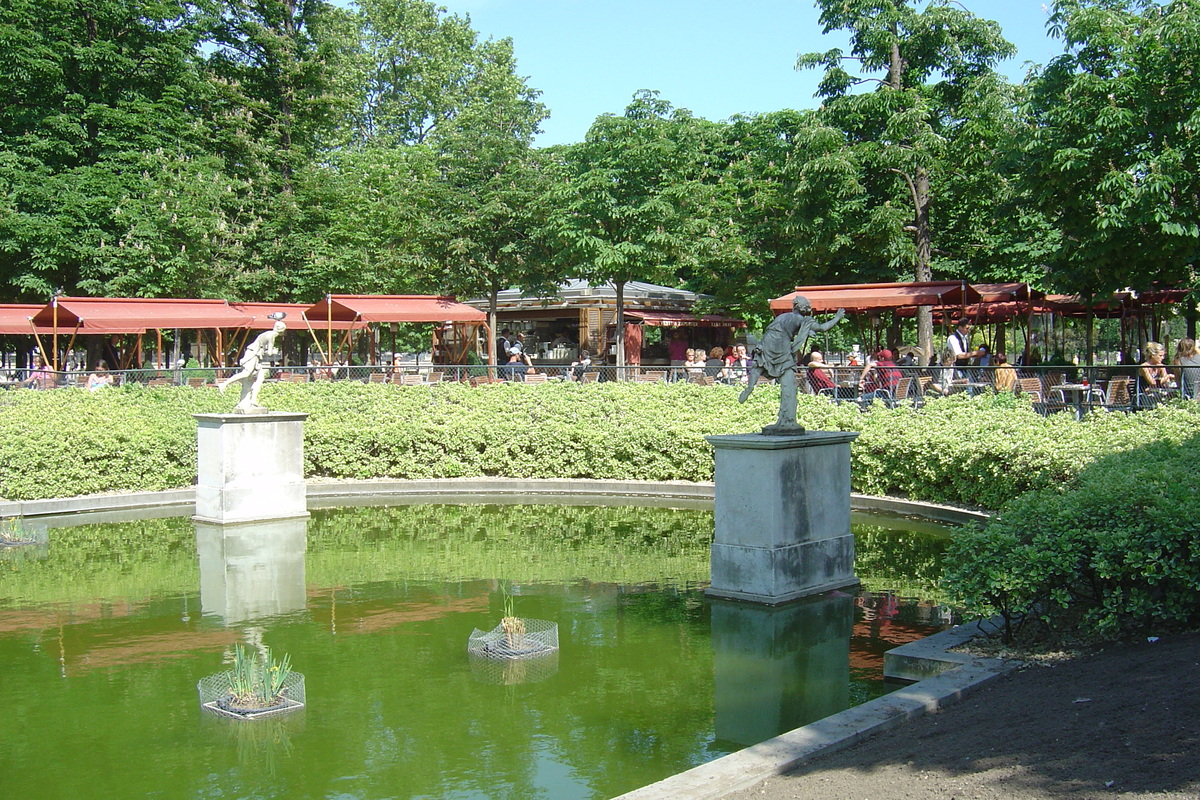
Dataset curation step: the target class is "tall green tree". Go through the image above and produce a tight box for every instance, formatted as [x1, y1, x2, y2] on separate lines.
[798, 0, 1016, 362]
[1022, 0, 1200, 298]
[554, 91, 724, 367]
[0, 0, 209, 297]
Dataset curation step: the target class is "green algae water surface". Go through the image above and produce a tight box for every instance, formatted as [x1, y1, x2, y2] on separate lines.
[0, 504, 951, 800]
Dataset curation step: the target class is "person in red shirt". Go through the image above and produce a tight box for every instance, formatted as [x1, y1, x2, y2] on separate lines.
[806, 351, 837, 394]
[859, 348, 902, 404]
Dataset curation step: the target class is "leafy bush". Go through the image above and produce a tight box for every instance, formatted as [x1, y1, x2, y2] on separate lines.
[943, 436, 1200, 640]
[2, 382, 1200, 508]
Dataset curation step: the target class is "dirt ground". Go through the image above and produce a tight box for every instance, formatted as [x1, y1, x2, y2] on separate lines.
[721, 630, 1200, 800]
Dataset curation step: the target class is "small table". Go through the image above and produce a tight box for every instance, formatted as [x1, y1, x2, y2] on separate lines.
[949, 381, 990, 397]
[1051, 383, 1096, 419]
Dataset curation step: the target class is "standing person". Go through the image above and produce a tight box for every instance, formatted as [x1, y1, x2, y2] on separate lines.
[946, 318, 983, 378]
[739, 296, 846, 433]
[496, 329, 512, 364]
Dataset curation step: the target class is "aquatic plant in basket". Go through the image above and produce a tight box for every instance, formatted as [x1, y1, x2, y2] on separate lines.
[198, 645, 306, 719]
[0, 518, 38, 546]
[468, 586, 558, 663]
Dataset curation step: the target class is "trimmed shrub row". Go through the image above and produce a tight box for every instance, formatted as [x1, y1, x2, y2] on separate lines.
[1, 380, 1197, 507]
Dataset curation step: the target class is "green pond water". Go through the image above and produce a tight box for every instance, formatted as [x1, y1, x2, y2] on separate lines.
[0, 503, 952, 800]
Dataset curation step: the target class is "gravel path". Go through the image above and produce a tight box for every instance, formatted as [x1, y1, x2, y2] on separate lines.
[720, 630, 1200, 800]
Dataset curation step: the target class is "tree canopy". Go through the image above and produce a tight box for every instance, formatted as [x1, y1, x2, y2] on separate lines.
[0, 0, 1195, 328]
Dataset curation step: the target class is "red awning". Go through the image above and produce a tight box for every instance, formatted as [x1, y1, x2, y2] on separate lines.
[970, 283, 1043, 304]
[769, 282, 981, 314]
[897, 302, 1030, 323]
[303, 295, 487, 324]
[231, 302, 364, 331]
[1039, 293, 1133, 319]
[623, 310, 746, 328]
[30, 297, 250, 333]
[0, 304, 63, 336]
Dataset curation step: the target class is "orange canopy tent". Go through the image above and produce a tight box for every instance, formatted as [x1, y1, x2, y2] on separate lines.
[30, 297, 251, 332]
[769, 281, 982, 314]
[0, 304, 64, 336]
[28, 297, 255, 370]
[301, 295, 489, 365]
[230, 302, 363, 330]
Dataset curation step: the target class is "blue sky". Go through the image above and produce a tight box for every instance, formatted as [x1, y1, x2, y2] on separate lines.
[444, 0, 1064, 146]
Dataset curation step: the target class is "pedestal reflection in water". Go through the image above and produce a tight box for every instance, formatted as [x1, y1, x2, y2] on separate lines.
[711, 591, 854, 747]
[195, 518, 308, 623]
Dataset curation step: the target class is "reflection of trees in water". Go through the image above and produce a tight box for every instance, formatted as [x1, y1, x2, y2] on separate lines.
[853, 524, 950, 603]
[305, 504, 713, 586]
[2, 518, 196, 606]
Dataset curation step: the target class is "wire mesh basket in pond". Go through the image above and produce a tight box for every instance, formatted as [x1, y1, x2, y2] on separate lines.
[468, 618, 558, 660]
[197, 671, 306, 720]
[467, 618, 559, 685]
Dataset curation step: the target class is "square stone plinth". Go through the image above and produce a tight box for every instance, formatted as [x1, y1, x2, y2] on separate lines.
[194, 412, 308, 524]
[705, 431, 859, 604]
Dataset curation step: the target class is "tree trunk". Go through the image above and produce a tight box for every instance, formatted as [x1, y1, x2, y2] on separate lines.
[488, 283, 499, 369]
[913, 167, 933, 365]
[615, 279, 626, 372]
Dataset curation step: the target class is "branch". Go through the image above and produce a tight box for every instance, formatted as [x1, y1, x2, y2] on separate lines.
[889, 168, 921, 214]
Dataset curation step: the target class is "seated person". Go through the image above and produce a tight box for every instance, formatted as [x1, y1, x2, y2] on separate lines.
[806, 351, 836, 394]
[685, 349, 706, 377]
[725, 344, 753, 384]
[705, 347, 727, 380]
[23, 356, 56, 390]
[1140, 341, 1173, 395]
[1173, 337, 1200, 400]
[858, 348, 901, 403]
[569, 349, 592, 381]
[992, 354, 1017, 392]
[87, 364, 114, 392]
[929, 352, 957, 395]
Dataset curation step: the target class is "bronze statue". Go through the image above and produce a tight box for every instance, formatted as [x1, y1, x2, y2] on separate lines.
[218, 313, 286, 412]
[739, 296, 845, 434]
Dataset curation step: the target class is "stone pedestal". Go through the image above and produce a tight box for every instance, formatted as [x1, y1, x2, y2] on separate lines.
[705, 431, 859, 604]
[194, 412, 308, 524]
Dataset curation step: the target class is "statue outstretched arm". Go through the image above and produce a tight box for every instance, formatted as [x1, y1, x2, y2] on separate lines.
[815, 308, 846, 332]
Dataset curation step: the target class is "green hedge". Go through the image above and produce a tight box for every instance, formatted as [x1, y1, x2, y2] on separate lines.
[943, 436, 1200, 639]
[1, 381, 1199, 508]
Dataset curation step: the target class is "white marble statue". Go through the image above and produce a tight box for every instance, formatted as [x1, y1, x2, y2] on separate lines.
[218, 313, 286, 412]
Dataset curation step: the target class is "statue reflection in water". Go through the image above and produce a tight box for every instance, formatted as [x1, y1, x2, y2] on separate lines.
[710, 591, 854, 747]
[194, 517, 307, 624]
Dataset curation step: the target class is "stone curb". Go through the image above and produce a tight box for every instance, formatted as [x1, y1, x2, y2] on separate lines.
[0, 479, 988, 526]
[609, 621, 1018, 800]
